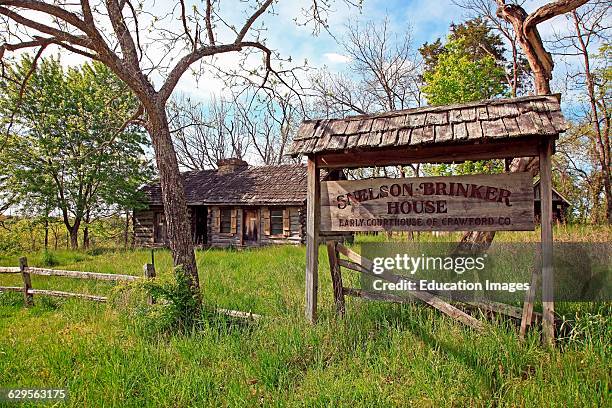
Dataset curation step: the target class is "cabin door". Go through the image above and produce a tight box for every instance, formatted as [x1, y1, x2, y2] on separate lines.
[243, 209, 259, 243]
[192, 206, 208, 245]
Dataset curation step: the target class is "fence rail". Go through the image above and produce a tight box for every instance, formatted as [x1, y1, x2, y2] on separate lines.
[0, 257, 154, 305]
[0, 257, 264, 321]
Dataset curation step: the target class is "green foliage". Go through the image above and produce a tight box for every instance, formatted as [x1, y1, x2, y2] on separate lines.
[422, 38, 508, 106]
[0, 239, 609, 406]
[420, 23, 508, 176]
[423, 159, 505, 177]
[420, 18, 506, 76]
[0, 55, 154, 245]
[133, 266, 202, 335]
[41, 250, 59, 267]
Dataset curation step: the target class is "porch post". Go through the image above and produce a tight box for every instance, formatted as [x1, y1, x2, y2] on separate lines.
[539, 137, 555, 345]
[305, 155, 320, 323]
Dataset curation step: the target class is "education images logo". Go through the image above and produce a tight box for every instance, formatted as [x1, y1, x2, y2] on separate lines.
[370, 253, 530, 293]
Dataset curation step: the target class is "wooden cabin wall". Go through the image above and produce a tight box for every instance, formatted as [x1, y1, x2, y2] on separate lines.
[134, 203, 352, 248]
[208, 206, 243, 248]
[134, 206, 193, 247]
[259, 206, 303, 245]
[208, 205, 305, 247]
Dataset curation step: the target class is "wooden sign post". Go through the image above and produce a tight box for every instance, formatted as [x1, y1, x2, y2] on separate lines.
[294, 95, 567, 345]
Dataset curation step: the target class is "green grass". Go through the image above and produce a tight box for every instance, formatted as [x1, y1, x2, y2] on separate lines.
[0, 229, 609, 407]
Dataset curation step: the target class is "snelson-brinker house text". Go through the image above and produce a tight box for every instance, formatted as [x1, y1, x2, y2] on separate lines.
[321, 173, 535, 232]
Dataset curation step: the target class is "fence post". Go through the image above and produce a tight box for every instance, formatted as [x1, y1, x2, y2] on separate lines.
[326, 241, 345, 317]
[19, 257, 33, 307]
[143, 263, 156, 305]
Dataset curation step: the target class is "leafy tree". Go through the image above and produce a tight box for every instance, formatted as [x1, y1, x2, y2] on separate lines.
[0, 56, 154, 248]
[421, 35, 507, 177]
[420, 18, 506, 75]
[422, 38, 508, 106]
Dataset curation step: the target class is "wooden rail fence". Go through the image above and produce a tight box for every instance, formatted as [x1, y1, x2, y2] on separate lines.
[0, 258, 262, 320]
[327, 241, 546, 331]
[0, 257, 154, 305]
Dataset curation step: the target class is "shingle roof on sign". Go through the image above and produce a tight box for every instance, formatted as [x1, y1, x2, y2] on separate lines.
[142, 164, 310, 205]
[287, 95, 569, 157]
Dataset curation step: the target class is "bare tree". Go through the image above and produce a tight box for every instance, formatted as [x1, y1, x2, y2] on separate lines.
[0, 0, 337, 303]
[552, 1, 610, 222]
[457, 0, 592, 249]
[311, 17, 423, 117]
[169, 95, 251, 170]
[239, 91, 302, 165]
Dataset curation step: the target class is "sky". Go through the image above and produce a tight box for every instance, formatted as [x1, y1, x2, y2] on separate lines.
[7, 0, 604, 110]
[172, 0, 463, 101]
[165, 0, 593, 105]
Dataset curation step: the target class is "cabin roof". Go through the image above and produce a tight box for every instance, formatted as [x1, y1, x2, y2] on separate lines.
[142, 164, 309, 206]
[533, 180, 572, 205]
[288, 94, 568, 157]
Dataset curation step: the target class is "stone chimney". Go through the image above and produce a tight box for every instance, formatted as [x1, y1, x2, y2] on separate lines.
[216, 158, 248, 175]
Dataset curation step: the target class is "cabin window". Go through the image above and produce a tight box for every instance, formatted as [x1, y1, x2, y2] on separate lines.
[220, 208, 232, 233]
[154, 212, 167, 243]
[270, 208, 284, 235]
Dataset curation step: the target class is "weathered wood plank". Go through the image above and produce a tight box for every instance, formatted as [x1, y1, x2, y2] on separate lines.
[27, 289, 108, 302]
[539, 138, 555, 346]
[0, 286, 23, 292]
[406, 113, 427, 128]
[0, 267, 20, 273]
[327, 241, 345, 316]
[316, 137, 541, 168]
[426, 112, 448, 125]
[20, 257, 33, 306]
[326, 134, 348, 151]
[520, 266, 540, 339]
[502, 117, 522, 137]
[380, 129, 399, 147]
[320, 173, 535, 232]
[26, 268, 140, 282]
[397, 128, 411, 145]
[357, 132, 381, 148]
[482, 119, 507, 138]
[295, 121, 318, 140]
[305, 157, 320, 323]
[453, 122, 468, 140]
[465, 121, 483, 139]
[217, 308, 262, 320]
[435, 124, 453, 142]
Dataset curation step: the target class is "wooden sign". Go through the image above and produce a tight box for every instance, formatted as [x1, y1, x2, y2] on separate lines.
[321, 173, 534, 232]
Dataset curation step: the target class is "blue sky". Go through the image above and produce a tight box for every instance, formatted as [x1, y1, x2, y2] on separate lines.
[38, 0, 600, 111]
[172, 0, 462, 100]
[171, 0, 591, 104]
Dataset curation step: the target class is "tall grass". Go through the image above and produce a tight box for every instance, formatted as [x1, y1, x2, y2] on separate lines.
[0, 228, 609, 407]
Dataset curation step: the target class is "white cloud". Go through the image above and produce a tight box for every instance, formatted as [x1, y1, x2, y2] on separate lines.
[323, 52, 352, 63]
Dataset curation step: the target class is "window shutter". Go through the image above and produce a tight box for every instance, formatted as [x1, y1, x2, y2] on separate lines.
[283, 208, 290, 236]
[231, 209, 237, 234]
[214, 208, 220, 233]
[262, 207, 270, 235]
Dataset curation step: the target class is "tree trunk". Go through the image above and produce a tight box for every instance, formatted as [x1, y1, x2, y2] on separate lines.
[83, 225, 90, 250]
[83, 211, 91, 250]
[146, 104, 201, 304]
[124, 210, 130, 249]
[44, 217, 49, 251]
[69, 227, 79, 250]
[458, 1, 588, 249]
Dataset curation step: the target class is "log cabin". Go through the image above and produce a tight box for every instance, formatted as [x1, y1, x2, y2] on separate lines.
[134, 158, 351, 248]
[534, 180, 571, 223]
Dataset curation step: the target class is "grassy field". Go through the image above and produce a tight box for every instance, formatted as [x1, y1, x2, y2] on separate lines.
[0, 227, 609, 407]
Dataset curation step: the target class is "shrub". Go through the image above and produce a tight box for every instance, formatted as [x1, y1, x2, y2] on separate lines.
[41, 250, 59, 267]
[114, 266, 202, 336]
